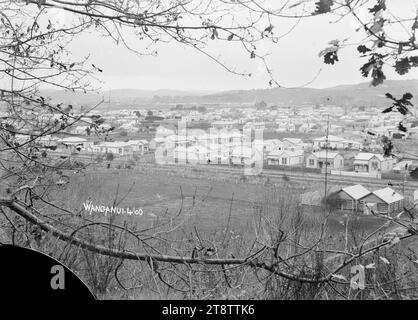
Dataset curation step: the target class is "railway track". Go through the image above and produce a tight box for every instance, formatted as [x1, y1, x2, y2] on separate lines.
[135, 162, 418, 194]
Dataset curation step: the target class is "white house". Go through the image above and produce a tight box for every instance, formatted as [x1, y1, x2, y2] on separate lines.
[231, 145, 253, 166]
[149, 137, 167, 150]
[282, 138, 303, 149]
[155, 124, 176, 137]
[93, 141, 134, 156]
[266, 149, 304, 166]
[212, 120, 238, 130]
[388, 127, 408, 140]
[313, 135, 363, 150]
[72, 126, 90, 135]
[139, 139, 150, 152]
[174, 145, 209, 164]
[281, 138, 307, 152]
[306, 151, 344, 170]
[342, 139, 363, 150]
[263, 139, 284, 154]
[58, 137, 92, 152]
[365, 127, 392, 138]
[353, 153, 394, 174]
[125, 140, 149, 155]
[393, 160, 412, 172]
[165, 135, 194, 148]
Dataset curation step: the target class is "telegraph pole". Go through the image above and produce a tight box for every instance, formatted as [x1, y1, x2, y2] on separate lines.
[324, 114, 330, 212]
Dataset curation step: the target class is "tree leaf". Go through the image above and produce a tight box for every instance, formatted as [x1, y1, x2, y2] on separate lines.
[369, 0, 386, 14]
[395, 58, 411, 75]
[371, 67, 386, 86]
[382, 106, 393, 113]
[357, 45, 371, 54]
[402, 92, 413, 101]
[385, 93, 394, 100]
[314, 0, 334, 15]
[264, 24, 274, 33]
[410, 56, 418, 67]
[323, 51, 339, 65]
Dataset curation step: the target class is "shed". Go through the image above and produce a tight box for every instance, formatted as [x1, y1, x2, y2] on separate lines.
[335, 184, 371, 211]
[360, 187, 404, 215]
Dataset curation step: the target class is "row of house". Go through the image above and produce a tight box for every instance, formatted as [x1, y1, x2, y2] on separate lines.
[173, 144, 258, 166]
[149, 128, 398, 175]
[266, 149, 395, 174]
[41, 136, 150, 156]
[312, 135, 363, 150]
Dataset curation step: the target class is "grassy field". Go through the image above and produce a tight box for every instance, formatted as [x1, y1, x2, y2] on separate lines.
[62, 167, 390, 238]
[67, 169, 282, 235]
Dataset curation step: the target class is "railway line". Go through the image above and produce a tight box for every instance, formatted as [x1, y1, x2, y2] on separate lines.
[136, 162, 418, 195]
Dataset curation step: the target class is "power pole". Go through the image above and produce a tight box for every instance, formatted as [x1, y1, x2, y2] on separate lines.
[403, 162, 408, 196]
[324, 114, 330, 212]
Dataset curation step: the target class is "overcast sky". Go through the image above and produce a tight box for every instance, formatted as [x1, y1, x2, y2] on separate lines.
[42, 0, 418, 92]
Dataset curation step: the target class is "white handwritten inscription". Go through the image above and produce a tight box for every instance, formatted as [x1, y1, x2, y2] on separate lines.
[83, 202, 143, 216]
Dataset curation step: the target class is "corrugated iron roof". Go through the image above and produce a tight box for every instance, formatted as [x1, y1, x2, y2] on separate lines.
[372, 187, 404, 204]
[341, 184, 370, 200]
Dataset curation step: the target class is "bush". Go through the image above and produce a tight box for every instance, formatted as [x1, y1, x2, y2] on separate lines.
[321, 191, 341, 211]
[105, 152, 114, 161]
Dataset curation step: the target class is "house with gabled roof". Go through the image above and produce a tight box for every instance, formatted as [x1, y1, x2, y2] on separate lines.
[306, 151, 344, 170]
[263, 139, 284, 155]
[283, 138, 303, 149]
[313, 135, 363, 150]
[92, 141, 134, 156]
[353, 153, 395, 174]
[335, 184, 371, 211]
[313, 135, 345, 149]
[266, 149, 304, 166]
[360, 187, 404, 215]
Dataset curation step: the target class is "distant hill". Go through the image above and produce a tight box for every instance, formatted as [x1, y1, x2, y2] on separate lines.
[150, 80, 418, 107]
[40, 89, 215, 106]
[41, 79, 418, 108]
